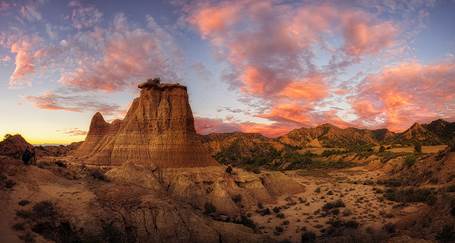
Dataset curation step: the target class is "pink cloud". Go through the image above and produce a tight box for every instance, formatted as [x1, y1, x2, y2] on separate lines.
[187, 1, 400, 135]
[351, 61, 455, 131]
[188, 1, 398, 100]
[194, 117, 241, 134]
[26, 91, 122, 116]
[59, 14, 178, 92]
[342, 13, 397, 56]
[194, 117, 296, 137]
[69, 2, 103, 29]
[57, 128, 87, 136]
[9, 40, 35, 86]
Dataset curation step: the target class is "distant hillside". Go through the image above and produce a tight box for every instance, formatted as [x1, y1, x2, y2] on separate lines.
[279, 124, 395, 148]
[203, 119, 454, 150]
[201, 119, 455, 167]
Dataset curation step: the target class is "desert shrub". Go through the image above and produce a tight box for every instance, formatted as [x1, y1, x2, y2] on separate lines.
[349, 144, 374, 153]
[238, 215, 256, 230]
[328, 219, 359, 229]
[225, 165, 233, 174]
[280, 152, 314, 169]
[272, 206, 281, 213]
[447, 185, 455, 192]
[377, 178, 403, 187]
[55, 161, 66, 168]
[214, 140, 280, 167]
[16, 209, 33, 218]
[1, 174, 16, 189]
[274, 226, 284, 235]
[384, 188, 436, 205]
[90, 169, 108, 181]
[383, 223, 396, 234]
[436, 224, 455, 243]
[404, 154, 417, 167]
[380, 151, 396, 163]
[414, 143, 422, 153]
[231, 194, 242, 204]
[314, 187, 321, 193]
[18, 200, 31, 206]
[301, 231, 316, 242]
[379, 145, 386, 153]
[257, 208, 271, 216]
[321, 149, 346, 157]
[322, 199, 345, 211]
[3, 133, 13, 140]
[12, 222, 25, 231]
[331, 208, 340, 215]
[450, 200, 455, 217]
[342, 208, 352, 216]
[19, 232, 35, 243]
[204, 202, 216, 214]
[102, 221, 127, 243]
[276, 212, 285, 218]
[32, 201, 56, 218]
[436, 151, 447, 161]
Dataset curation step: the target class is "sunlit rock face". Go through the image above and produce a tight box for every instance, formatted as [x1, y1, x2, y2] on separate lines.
[76, 79, 218, 167]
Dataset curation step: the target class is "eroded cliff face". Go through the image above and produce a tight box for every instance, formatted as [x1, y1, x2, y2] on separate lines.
[76, 82, 218, 167]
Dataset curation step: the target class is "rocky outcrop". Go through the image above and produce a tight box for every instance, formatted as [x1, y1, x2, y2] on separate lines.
[0, 134, 33, 159]
[107, 162, 305, 217]
[75, 80, 218, 167]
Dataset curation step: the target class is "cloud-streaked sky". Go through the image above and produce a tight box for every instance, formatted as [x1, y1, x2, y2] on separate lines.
[1, 0, 454, 144]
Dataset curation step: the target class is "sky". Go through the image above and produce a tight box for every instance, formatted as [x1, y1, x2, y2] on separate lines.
[0, 0, 454, 144]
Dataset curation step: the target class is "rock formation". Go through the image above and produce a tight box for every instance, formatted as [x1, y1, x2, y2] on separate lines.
[0, 134, 33, 159]
[76, 79, 218, 167]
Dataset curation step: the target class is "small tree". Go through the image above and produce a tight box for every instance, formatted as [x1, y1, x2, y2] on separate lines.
[414, 143, 422, 153]
[379, 145, 386, 153]
[3, 134, 12, 141]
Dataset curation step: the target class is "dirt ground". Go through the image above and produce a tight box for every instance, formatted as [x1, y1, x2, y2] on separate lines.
[248, 166, 428, 242]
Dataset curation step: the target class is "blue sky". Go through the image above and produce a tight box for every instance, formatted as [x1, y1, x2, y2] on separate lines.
[0, 0, 454, 144]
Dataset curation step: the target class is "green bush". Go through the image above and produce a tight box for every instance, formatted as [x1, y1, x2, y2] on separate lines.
[322, 199, 345, 211]
[301, 231, 316, 242]
[321, 149, 346, 157]
[436, 225, 455, 242]
[404, 154, 417, 167]
[384, 188, 436, 205]
[414, 143, 422, 153]
[204, 202, 216, 214]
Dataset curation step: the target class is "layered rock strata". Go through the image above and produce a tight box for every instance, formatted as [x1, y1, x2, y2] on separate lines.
[76, 80, 218, 167]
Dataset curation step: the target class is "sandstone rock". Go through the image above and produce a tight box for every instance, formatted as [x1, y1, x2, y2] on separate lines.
[76, 80, 218, 168]
[107, 162, 305, 217]
[0, 134, 33, 159]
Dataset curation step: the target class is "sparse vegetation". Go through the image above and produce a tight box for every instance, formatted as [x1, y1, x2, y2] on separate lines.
[18, 199, 31, 206]
[384, 187, 436, 205]
[404, 154, 417, 167]
[322, 199, 345, 211]
[301, 231, 316, 242]
[321, 149, 346, 157]
[204, 202, 216, 214]
[90, 169, 108, 181]
[436, 224, 455, 243]
[414, 143, 422, 153]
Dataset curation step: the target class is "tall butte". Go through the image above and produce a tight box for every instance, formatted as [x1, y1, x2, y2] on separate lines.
[75, 78, 218, 167]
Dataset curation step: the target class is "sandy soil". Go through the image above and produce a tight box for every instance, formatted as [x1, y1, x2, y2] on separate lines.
[248, 166, 427, 242]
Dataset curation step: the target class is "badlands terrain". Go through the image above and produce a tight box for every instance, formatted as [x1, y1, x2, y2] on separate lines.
[1, 80, 455, 243]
